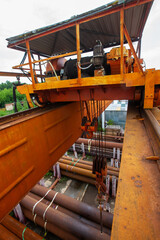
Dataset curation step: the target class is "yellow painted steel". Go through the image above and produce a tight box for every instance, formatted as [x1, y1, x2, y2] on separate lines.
[12, 50, 82, 70]
[111, 103, 160, 239]
[0, 102, 82, 221]
[17, 70, 160, 91]
[17, 69, 160, 109]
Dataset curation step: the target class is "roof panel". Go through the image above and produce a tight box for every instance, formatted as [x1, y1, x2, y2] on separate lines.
[6, 0, 154, 56]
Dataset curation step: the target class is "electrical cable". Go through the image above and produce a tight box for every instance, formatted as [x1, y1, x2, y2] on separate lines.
[77, 61, 92, 70]
[47, 61, 59, 81]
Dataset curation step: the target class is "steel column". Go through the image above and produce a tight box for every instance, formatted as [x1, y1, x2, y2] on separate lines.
[120, 8, 124, 75]
[76, 23, 81, 83]
[26, 41, 35, 88]
[123, 24, 144, 75]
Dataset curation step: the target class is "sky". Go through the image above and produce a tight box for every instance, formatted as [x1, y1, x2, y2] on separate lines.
[0, 0, 160, 83]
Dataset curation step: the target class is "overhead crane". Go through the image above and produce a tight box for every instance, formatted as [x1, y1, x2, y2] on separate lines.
[0, 0, 160, 239]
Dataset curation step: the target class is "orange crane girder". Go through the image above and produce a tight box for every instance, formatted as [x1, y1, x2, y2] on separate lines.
[0, 102, 82, 221]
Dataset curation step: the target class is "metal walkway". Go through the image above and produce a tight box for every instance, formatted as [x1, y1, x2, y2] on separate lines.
[111, 103, 160, 240]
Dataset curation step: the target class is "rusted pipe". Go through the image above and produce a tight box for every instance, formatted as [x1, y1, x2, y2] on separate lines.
[69, 145, 115, 158]
[59, 162, 119, 177]
[62, 155, 92, 165]
[93, 133, 124, 142]
[60, 170, 96, 184]
[31, 184, 113, 228]
[59, 162, 95, 178]
[59, 159, 92, 170]
[77, 138, 123, 149]
[21, 195, 110, 240]
[61, 169, 116, 183]
[1, 215, 43, 240]
[49, 178, 59, 190]
[22, 207, 78, 240]
[0, 225, 20, 240]
[60, 157, 120, 172]
[28, 192, 111, 235]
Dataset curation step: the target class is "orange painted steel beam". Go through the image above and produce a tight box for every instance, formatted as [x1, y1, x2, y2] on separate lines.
[13, 50, 81, 70]
[0, 102, 81, 221]
[0, 71, 44, 78]
[26, 41, 35, 87]
[123, 24, 144, 75]
[17, 70, 160, 92]
[8, 0, 153, 49]
[120, 8, 124, 75]
[111, 103, 160, 240]
[18, 85, 136, 102]
[38, 54, 43, 83]
[144, 69, 155, 108]
[76, 23, 81, 83]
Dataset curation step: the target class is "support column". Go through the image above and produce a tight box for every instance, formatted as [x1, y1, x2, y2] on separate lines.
[120, 9, 124, 75]
[123, 24, 144, 75]
[38, 54, 43, 83]
[76, 23, 81, 84]
[26, 41, 35, 88]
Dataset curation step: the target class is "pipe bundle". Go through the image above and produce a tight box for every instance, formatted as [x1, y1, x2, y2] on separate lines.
[58, 156, 119, 179]
[0, 215, 43, 240]
[20, 184, 112, 240]
[69, 137, 122, 158]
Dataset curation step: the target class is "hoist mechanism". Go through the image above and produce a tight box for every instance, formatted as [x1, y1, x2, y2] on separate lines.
[81, 116, 98, 139]
[79, 98, 109, 231]
[80, 41, 105, 139]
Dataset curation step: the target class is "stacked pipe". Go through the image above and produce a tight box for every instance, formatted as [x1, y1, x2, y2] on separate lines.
[1, 215, 43, 240]
[77, 138, 123, 150]
[69, 137, 122, 159]
[0, 224, 20, 240]
[58, 155, 119, 178]
[93, 133, 124, 142]
[58, 156, 119, 196]
[20, 184, 113, 240]
[27, 191, 111, 235]
[69, 144, 116, 158]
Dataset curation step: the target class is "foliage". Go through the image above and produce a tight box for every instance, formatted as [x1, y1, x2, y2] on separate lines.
[0, 99, 29, 117]
[107, 119, 114, 125]
[59, 176, 68, 183]
[44, 170, 53, 179]
[97, 120, 105, 132]
[0, 81, 29, 116]
[0, 88, 26, 108]
[0, 80, 15, 91]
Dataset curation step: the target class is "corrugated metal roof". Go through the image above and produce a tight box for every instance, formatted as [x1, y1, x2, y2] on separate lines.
[6, 0, 153, 57]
